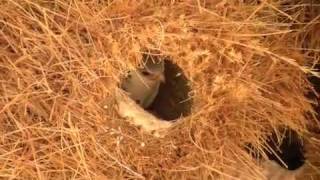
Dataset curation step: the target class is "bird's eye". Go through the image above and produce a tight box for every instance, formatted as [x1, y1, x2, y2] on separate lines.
[141, 71, 151, 76]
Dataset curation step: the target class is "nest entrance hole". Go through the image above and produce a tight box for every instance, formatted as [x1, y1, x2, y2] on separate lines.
[246, 128, 305, 171]
[120, 53, 192, 121]
[147, 59, 192, 121]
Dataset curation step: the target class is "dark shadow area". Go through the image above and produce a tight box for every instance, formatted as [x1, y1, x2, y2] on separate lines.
[265, 128, 305, 171]
[147, 59, 192, 121]
[245, 128, 305, 171]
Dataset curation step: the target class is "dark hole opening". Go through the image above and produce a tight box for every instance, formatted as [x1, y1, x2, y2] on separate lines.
[265, 128, 305, 171]
[120, 53, 192, 121]
[146, 59, 192, 121]
[245, 128, 305, 171]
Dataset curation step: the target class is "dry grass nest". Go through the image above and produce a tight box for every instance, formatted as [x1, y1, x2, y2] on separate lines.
[0, 0, 320, 179]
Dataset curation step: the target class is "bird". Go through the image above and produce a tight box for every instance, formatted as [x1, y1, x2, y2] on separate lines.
[120, 55, 165, 109]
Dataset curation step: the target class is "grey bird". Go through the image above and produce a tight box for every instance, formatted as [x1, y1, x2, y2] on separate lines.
[121, 56, 165, 108]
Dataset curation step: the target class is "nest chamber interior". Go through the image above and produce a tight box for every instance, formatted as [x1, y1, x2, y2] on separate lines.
[120, 53, 193, 122]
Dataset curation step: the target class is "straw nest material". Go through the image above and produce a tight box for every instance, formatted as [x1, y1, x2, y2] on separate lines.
[0, 0, 319, 179]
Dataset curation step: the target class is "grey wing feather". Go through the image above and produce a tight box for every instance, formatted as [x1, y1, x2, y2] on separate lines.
[121, 71, 152, 106]
[141, 82, 160, 108]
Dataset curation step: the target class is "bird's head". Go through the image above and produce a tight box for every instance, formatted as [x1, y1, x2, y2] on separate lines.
[139, 58, 165, 83]
[140, 69, 165, 83]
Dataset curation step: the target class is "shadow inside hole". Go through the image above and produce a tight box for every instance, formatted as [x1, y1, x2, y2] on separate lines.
[147, 59, 192, 121]
[245, 128, 305, 171]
